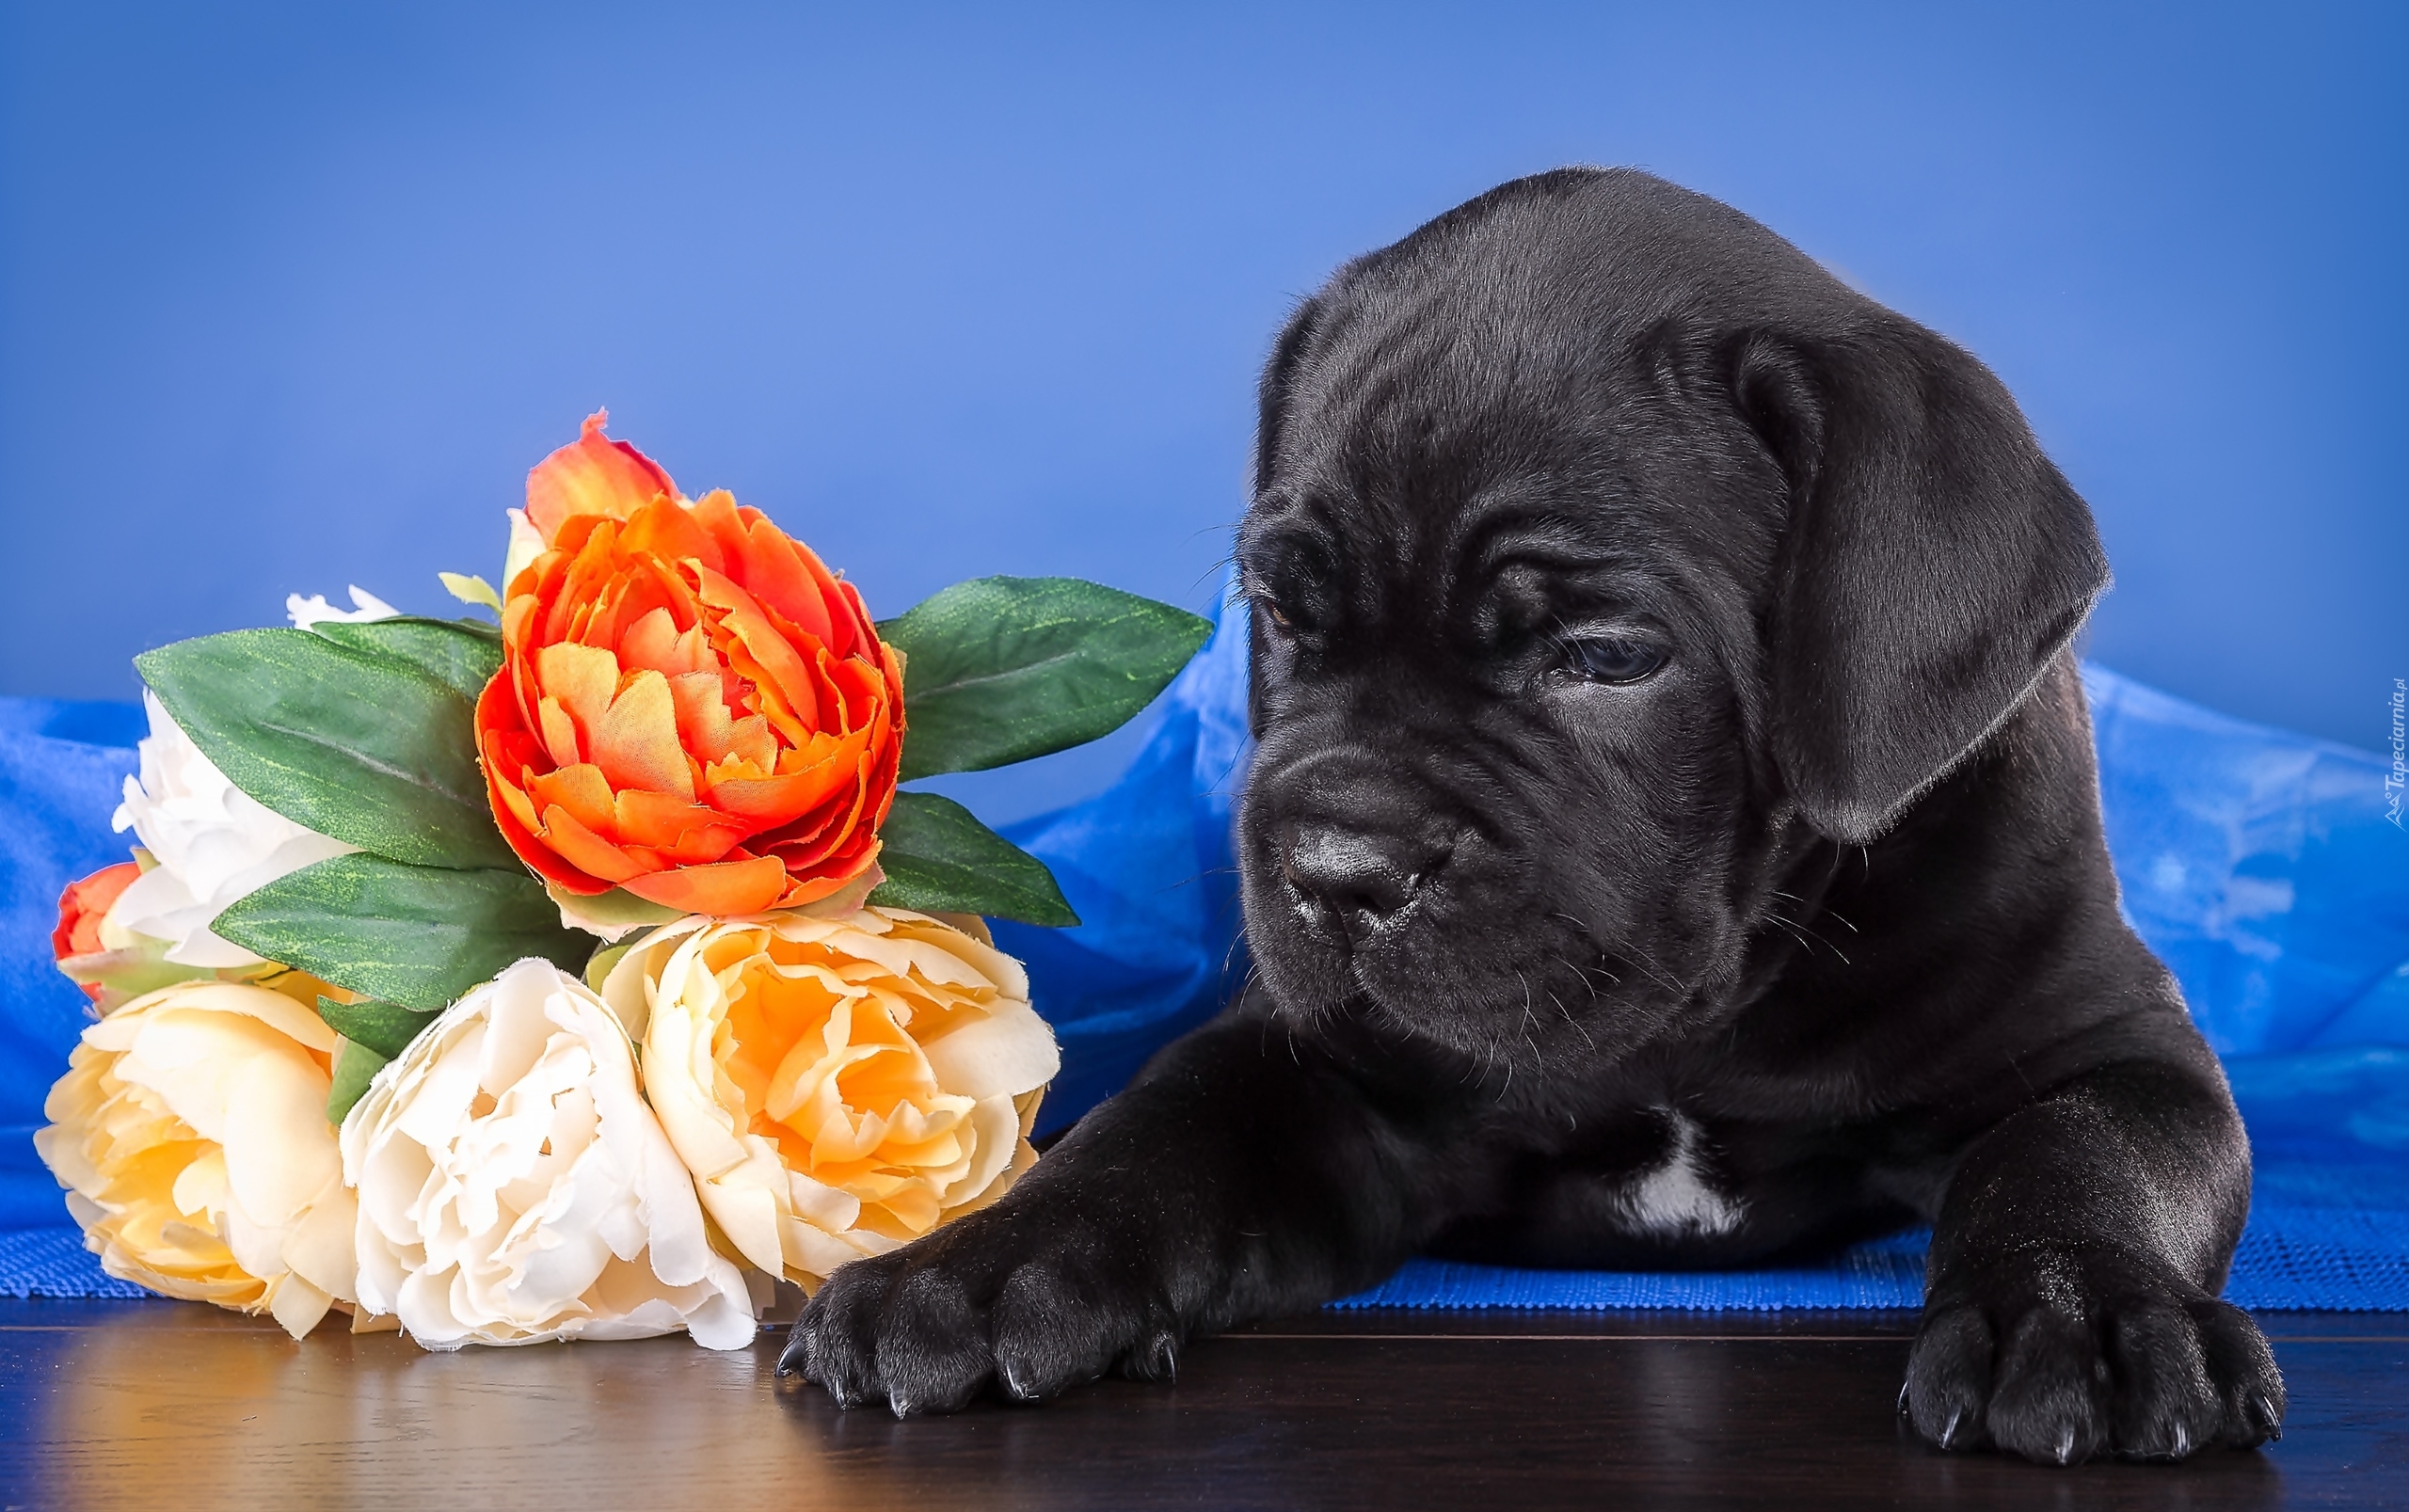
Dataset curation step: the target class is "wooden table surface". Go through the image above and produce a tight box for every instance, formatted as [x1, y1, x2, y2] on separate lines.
[0, 1299, 2400, 1510]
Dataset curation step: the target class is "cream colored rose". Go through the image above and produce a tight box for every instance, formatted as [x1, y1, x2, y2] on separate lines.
[343, 958, 756, 1349]
[601, 908, 1059, 1289]
[35, 981, 359, 1338]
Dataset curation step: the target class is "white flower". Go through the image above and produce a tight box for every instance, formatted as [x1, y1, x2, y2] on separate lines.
[343, 959, 757, 1350]
[107, 692, 357, 969]
[35, 980, 359, 1339]
[284, 584, 399, 630]
[601, 909, 1057, 1289]
[503, 508, 545, 593]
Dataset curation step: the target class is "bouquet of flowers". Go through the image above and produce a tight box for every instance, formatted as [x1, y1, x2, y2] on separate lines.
[36, 414, 1209, 1349]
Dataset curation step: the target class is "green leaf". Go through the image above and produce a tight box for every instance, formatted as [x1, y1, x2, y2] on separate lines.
[315, 995, 441, 1060]
[544, 881, 683, 939]
[880, 577, 1211, 780]
[439, 572, 504, 614]
[866, 790, 1079, 926]
[309, 616, 503, 702]
[136, 628, 515, 869]
[326, 1038, 390, 1125]
[213, 853, 592, 1010]
[582, 941, 636, 993]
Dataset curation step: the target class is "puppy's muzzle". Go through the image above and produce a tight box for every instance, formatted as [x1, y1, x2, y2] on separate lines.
[1277, 820, 1447, 946]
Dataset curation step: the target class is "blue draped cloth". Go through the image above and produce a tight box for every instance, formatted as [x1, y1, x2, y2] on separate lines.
[4, 612, 2404, 1307]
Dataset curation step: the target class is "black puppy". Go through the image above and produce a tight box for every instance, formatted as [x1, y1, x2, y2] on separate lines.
[787, 167, 2286, 1464]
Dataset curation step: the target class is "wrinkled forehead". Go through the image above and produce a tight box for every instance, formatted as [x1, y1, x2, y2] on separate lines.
[1243, 302, 1782, 650]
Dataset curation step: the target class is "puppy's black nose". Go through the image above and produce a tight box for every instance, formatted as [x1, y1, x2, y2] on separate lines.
[1279, 823, 1436, 942]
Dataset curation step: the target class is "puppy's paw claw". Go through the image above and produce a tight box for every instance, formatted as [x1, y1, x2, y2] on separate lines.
[1904, 1248, 2286, 1465]
[781, 1206, 1181, 1416]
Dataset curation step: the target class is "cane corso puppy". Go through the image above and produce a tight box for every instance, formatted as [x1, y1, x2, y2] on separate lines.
[786, 167, 2285, 1464]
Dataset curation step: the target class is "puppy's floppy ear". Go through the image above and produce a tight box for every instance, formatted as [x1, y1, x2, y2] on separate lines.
[1247, 296, 1324, 735]
[1736, 315, 2109, 844]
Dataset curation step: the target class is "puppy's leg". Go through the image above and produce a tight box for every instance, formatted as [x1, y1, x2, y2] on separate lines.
[781, 1007, 1440, 1415]
[1906, 1058, 2285, 1463]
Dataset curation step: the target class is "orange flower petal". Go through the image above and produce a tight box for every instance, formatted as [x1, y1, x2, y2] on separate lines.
[535, 696, 582, 770]
[621, 493, 726, 579]
[620, 607, 714, 680]
[771, 843, 879, 907]
[732, 509, 835, 648]
[492, 763, 547, 836]
[694, 565, 824, 739]
[591, 669, 694, 801]
[613, 788, 746, 860]
[667, 671, 742, 766]
[478, 681, 609, 893]
[727, 713, 777, 772]
[537, 804, 649, 884]
[525, 410, 678, 543]
[708, 726, 870, 826]
[621, 854, 790, 915]
[536, 641, 620, 746]
[527, 764, 617, 837]
[54, 861, 142, 964]
[688, 489, 753, 580]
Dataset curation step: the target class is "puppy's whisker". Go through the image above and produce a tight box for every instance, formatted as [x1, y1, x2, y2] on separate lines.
[1605, 940, 1686, 1002]
[1541, 969, 1597, 1050]
[1770, 886, 1860, 938]
[1766, 909, 1852, 967]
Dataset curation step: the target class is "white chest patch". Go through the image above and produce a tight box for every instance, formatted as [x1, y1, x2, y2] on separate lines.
[1618, 1111, 1746, 1239]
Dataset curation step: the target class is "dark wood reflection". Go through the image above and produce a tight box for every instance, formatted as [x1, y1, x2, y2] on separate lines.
[1, 1300, 2393, 1510]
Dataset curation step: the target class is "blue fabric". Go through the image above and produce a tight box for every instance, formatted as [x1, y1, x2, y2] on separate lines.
[1335, 1205, 2409, 1313]
[0, 700, 147, 1229]
[0, 1228, 154, 1300]
[993, 599, 1252, 1137]
[1, 621, 2403, 1308]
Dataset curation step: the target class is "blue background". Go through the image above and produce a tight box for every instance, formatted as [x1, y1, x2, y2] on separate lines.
[3, 1, 2403, 821]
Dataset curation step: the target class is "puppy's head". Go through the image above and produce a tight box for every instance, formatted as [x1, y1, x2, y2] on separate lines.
[1236, 167, 2107, 1065]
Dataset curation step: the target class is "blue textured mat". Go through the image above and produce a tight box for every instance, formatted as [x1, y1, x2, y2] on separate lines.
[0, 1229, 154, 1301]
[12, 1192, 2405, 1310]
[3, 623, 2405, 1311]
[1333, 1197, 2409, 1313]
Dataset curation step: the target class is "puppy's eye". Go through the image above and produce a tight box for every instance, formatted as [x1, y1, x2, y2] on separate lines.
[1564, 636, 1666, 684]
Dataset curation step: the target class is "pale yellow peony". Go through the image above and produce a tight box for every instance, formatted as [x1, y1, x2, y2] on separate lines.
[601, 909, 1059, 1289]
[35, 980, 359, 1338]
[343, 958, 757, 1349]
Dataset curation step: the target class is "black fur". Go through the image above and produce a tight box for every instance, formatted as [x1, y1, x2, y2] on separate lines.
[784, 168, 2285, 1464]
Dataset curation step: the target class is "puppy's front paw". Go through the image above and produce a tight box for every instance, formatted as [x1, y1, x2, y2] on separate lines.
[777, 1206, 1181, 1417]
[1905, 1247, 2285, 1464]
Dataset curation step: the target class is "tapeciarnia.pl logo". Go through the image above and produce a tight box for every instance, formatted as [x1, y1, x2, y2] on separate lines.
[2387, 676, 2405, 829]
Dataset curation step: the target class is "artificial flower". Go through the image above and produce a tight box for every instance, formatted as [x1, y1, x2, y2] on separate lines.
[105, 692, 357, 969]
[35, 980, 359, 1338]
[476, 411, 906, 918]
[600, 908, 1057, 1288]
[284, 584, 399, 630]
[344, 958, 756, 1349]
[51, 863, 141, 999]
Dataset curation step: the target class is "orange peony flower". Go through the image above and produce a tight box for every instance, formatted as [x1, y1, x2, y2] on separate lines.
[477, 413, 905, 916]
[53, 862, 141, 996]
